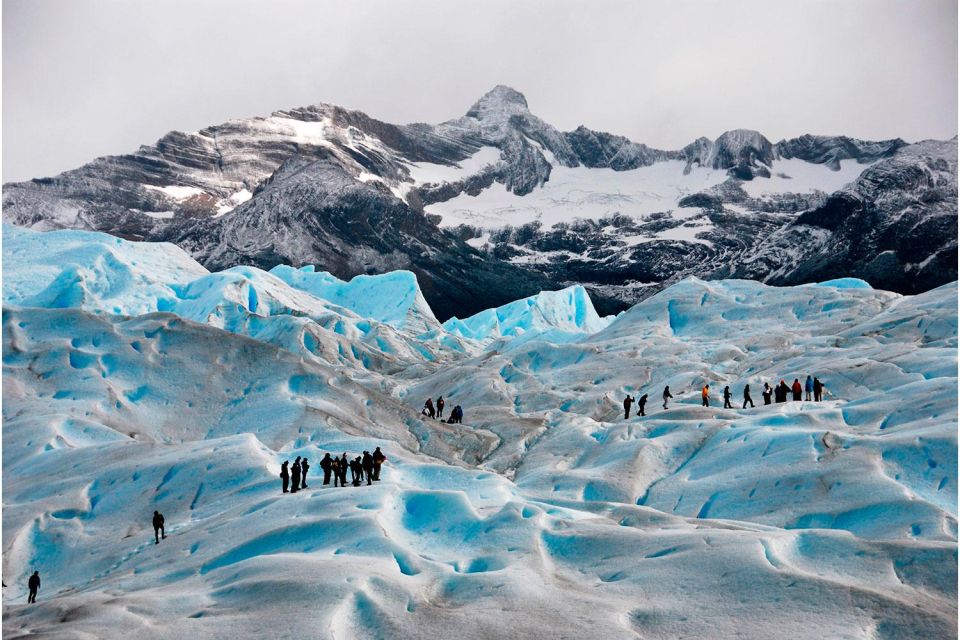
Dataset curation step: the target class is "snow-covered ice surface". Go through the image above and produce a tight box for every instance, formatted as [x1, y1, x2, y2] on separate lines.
[3, 227, 957, 639]
[740, 158, 870, 198]
[424, 158, 870, 231]
[405, 146, 503, 186]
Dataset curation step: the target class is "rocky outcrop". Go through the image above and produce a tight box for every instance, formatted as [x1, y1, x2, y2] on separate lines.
[774, 134, 906, 170]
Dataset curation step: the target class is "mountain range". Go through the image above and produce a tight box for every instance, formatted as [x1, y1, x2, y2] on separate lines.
[3, 85, 955, 319]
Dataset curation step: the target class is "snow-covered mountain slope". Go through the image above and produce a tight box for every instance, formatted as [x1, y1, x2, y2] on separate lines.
[3, 86, 950, 318]
[3, 225, 956, 638]
[730, 137, 958, 295]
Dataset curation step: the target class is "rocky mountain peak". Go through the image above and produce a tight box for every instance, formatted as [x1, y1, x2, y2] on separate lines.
[465, 85, 530, 120]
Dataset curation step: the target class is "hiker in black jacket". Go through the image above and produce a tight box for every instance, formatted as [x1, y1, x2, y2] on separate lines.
[300, 458, 310, 489]
[280, 461, 290, 493]
[291, 457, 301, 494]
[743, 384, 755, 408]
[362, 451, 374, 486]
[152, 511, 166, 544]
[27, 571, 40, 604]
[320, 453, 333, 485]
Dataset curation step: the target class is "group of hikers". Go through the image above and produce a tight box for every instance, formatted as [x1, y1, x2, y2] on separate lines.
[623, 375, 827, 418]
[422, 396, 464, 424]
[280, 447, 387, 492]
[21, 446, 390, 603]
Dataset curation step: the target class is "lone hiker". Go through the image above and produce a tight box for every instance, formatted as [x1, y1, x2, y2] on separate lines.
[743, 384, 755, 408]
[27, 571, 40, 604]
[280, 460, 290, 493]
[637, 393, 648, 417]
[723, 385, 733, 409]
[152, 510, 165, 544]
[662, 386, 673, 409]
[623, 394, 635, 419]
[436, 396, 445, 419]
[372, 447, 386, 480]
[300, 457, 310, 489]
[805, 375, 814, 402]
[362, 451, 374, 486]
[291, 457, 301, 493]
[320, 453, 333, 485]
[702, 384, 710, 407]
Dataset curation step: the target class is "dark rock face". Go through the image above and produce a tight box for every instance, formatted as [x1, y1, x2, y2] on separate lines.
[3, 85, 955, 318]
[732, 139, 958, 293]
[775, 134, 906, 170]
[564, 126, 680, 170]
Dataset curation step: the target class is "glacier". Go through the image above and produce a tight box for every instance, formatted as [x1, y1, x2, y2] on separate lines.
[2, 225, 956, 639]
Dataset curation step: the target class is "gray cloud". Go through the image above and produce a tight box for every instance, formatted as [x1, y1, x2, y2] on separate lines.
[3, 0, 957, 182]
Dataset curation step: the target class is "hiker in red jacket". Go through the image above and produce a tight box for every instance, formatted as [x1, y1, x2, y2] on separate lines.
[791, 378, 803, 401]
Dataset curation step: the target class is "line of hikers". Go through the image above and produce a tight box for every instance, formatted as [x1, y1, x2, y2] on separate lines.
[623, 376, 827, 418]
[280, 447, 387, 492]
[422, 396, 464, 424]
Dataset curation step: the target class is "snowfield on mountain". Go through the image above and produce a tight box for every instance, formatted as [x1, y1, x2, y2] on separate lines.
[2, 226, 956, 639]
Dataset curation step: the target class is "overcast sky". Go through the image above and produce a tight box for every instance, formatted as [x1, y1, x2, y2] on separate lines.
[3, 0, 957, 182]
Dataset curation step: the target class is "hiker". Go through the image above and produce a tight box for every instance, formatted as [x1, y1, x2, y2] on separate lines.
[372, 447, 386, 480]
[762, 382, 773, 405]
[27, 571, 40, 604]
[775, 380, 788, 403]
[701, 384, 710, 407]
[331, 455, 342, 487]
[813, 377, 824, 402]
[805, 375, 813, 401]
[662, 386, 673, 409]
[743, 384, 755, 408]
[436, 396, 445, 419]
[362, 451, 374, 486]
[723, 386, 733, 409]
[291, 457, 301, 493]
[280, 460, 290, 493]
[623, 394, 634, 419]
[301, 458, 310, 489]
[791, 378, 803, 401]
[350, 457, 362, 486]
[448, 405, 463, 424]
[423, 398, 435, 419]
[152, 510, 165, 544]
[339, 453, 349, 486]
[320, 453, 333, 485]
[637, 393, 648, 416]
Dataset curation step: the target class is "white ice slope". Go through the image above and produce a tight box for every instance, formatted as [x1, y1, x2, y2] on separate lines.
[2, 229, 956, 639]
